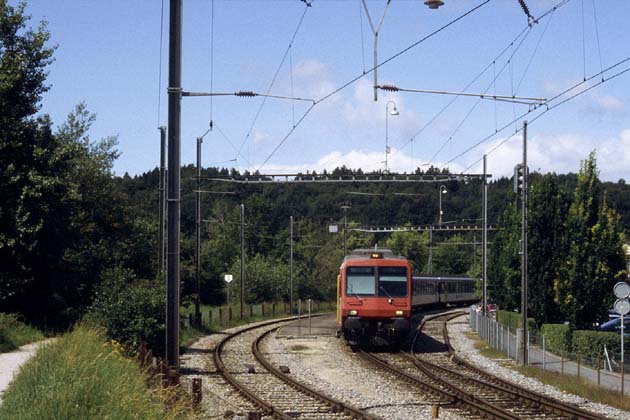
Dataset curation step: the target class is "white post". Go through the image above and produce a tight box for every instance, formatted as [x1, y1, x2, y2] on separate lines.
[527, 330, 530, 365]
[542, 334, 546, 370]
[507, 326, 510, 358]
[308, 299, 312, 336]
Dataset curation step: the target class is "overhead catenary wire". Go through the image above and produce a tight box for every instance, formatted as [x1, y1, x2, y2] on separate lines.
[450, 57, 630, 172]
[235, 2, 313, 169]
[257, 1, 491, 172]
[590, 0, 605, 81]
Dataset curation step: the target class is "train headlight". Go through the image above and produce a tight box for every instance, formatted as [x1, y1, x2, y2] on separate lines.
[348, 310, 358, 316]
[395, 310, 404, 317]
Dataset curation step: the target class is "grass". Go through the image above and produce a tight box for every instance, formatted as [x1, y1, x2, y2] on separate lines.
[0, 325, 196, 420]
[513, 364, 630, 411]
[0, 313, 45, 353]
[467, 330, 630, 411]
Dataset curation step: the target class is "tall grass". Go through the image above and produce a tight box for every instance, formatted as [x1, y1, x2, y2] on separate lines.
[0, 313, 44, 353]
[0, 325, 195, 420]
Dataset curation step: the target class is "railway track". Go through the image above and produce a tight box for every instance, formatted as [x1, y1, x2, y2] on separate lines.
[213, 316, 380, 420]
[358, 310, 612, 420]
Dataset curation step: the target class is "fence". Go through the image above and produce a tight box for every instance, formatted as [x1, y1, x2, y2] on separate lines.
[470, 311, 629, 395]
[180, 300, 335, 330]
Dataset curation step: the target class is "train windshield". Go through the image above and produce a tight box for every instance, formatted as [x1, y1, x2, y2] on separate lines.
[346, 267, 376, 295]
[378, 267, 408, 297]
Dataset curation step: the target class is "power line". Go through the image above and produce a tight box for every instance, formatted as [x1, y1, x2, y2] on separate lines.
[235, 2, 313, 168]
[257, 1, 491, 172]
[452, 57, 630, 171]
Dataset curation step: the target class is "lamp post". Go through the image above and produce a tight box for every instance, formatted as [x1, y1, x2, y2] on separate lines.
[438, 185, 447, 225]
[385, 101, 399, 173]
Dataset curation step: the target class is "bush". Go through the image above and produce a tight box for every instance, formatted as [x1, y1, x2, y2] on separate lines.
[87, 267, 165, 356]
[572, 330, 620, 359]
[0, 325, 193, 420]
[0, 313, 44, 353]
[497, 310, 536, 332]
[540, 323, 572, 353]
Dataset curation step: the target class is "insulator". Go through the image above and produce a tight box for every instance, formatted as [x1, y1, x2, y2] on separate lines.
[517, 0, 532, 18]
[380, 84, 400, 92]
[235, 91, 256, 97]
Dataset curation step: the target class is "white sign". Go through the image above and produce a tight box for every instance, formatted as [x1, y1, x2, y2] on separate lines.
[328, 224, 338, 233]
[224, 274, 233, 283]
[614, 282, 630, 299]
[614, 298, 630, 316]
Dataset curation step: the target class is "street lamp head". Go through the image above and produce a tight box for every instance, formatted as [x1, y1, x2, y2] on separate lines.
[390, 107, 400, 116]
[424, 0, 445, 9]
[442, 189, 448, 194]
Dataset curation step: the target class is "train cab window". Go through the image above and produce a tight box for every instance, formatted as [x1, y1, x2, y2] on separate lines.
[378, 267, 408, 297]
[346, 267, 376, 295]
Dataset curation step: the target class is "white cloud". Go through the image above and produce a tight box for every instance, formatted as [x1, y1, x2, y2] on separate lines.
[253, 130, 272, 144]
[459, 129, 630, 181]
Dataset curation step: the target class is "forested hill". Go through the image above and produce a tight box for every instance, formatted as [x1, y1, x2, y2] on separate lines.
[120, 164, 630, 233]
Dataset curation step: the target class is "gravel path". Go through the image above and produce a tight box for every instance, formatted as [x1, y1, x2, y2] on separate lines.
[0, 339, 54, 404]
[447, 315, 630, 420]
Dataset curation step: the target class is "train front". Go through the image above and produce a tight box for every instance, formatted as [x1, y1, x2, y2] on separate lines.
[338, 251, 412, 346]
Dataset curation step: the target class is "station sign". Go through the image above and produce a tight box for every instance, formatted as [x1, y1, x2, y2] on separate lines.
[614, 282, 630, 299]
[224, 274, 233, 283]
[614, 298, 630, 316]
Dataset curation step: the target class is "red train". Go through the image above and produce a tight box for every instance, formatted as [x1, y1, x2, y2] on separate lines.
[336, 249, 477, 345]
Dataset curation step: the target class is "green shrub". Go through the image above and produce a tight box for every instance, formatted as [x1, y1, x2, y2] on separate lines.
[0, 325, 193, 420]
[497, 310, 536, 332]
[540, 323, 572, 353]
[0, 313, 44, 353]
[572, 330, 620, 359]
[87, 267, 165, 357]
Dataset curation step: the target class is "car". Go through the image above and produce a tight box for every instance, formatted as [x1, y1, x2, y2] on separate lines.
[599, 316, 630, 334]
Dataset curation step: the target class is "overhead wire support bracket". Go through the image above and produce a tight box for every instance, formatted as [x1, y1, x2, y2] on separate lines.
[198, 172, 491, 184]
[377, 84, 546, 105]
[181, 90, 315, 103]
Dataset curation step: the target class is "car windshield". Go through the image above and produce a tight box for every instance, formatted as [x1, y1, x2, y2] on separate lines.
[378, 267, 408, 297]
[346, 266, 376, 295]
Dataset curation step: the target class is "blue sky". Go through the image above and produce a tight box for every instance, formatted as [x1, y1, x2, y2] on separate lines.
[26, 0, 630, 180]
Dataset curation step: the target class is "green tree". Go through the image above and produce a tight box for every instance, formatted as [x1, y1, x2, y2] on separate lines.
[432, 234, 474, 275]
[385, 228, 429, 273]
[0, 0, 56, 313]
[488, 202, 520, 310]
[527, 173, 569, 325]
[555, 152, 626, 328]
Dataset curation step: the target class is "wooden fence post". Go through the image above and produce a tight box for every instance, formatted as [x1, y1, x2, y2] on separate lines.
[577, 354, 581, 378]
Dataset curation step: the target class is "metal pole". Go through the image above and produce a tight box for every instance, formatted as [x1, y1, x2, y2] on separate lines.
[195, 137, 202, 326]
[439, 188, 443, 225]
[429, 226, 433, 274]
[385, 103, 389, 172]
[482, 154, 488, 317]
[166, 0, 182, 371]
[158, 126, 166, 274]
[342, 205, 350, 257]
[521, 120, 528, 366]
[290, 215, 294, 315]
[622, 312, 625, 366]
[240, 203, 245, 320]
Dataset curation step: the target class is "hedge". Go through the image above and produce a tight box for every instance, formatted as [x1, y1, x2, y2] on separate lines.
[497, 310, 536, 332]
[540, 323, 572, 354]
[572, 330, 620, 360]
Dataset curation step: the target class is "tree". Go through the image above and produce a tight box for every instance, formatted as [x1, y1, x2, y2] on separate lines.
[555, 152, 626, 329]
[432, 234, 474, 275]
[487, 202, 520, 310]
[527, 173, 569, 325]
[0, 1, 56, 312]
[385, 228, 429, 273]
